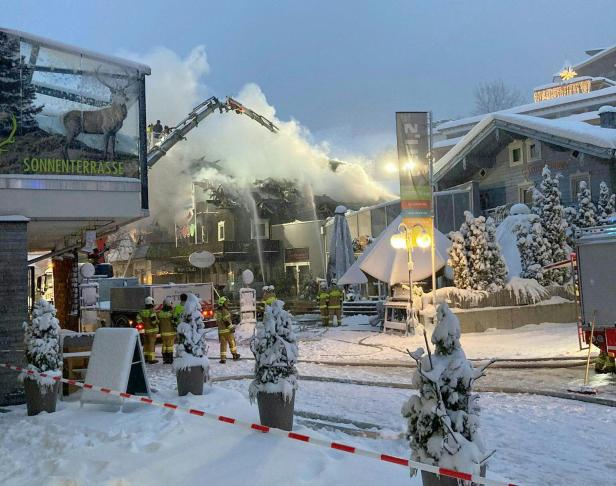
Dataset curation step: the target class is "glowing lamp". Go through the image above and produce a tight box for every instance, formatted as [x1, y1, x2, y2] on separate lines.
[415, 231, 432, 249]
[390, 232, 407, 249]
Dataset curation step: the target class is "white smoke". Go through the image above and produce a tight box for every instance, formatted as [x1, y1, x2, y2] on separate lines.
[124, 45, 396, 223]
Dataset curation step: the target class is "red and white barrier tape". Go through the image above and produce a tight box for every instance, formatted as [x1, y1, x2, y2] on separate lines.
[1, 363, 517, 486]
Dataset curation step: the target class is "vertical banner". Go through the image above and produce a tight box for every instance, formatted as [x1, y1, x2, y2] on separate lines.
[395, 112, 431, 221]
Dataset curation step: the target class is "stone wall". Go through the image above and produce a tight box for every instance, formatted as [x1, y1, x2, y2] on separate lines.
[0, 220, 28, 406]
[52, 257, 79, 331]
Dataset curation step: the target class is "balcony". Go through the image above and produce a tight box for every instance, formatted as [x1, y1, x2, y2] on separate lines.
[148, 239, 280, 261]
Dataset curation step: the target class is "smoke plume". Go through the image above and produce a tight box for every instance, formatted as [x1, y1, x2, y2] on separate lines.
[124, 45, 396, 225]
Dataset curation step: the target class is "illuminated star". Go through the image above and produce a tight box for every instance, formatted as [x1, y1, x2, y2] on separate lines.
[559, 66, 577, 81]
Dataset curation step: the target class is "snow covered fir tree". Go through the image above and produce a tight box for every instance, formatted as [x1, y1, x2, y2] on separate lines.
[531, 166, 569, 284]
[447, 211, 507, 291]
[249, 300, 298, 402]
[174, 293, 209, 372]
[575, 180, 597, 229]
[596, 181, 615, 224]
[514, 213, 551, 284]
[402, 303, 492, 478]
[20, 299, 62, 387]
[0, 31, 41, 132]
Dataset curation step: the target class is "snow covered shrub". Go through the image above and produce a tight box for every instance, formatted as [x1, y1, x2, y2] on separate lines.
[20, 299, 62, 387]
[597, 181, 615, 224]
[448, 212, 507, 291]
[563, 205, 578, 248]
[249, 300, 298, 402]
[174, 293, 209, 371]
[532, 166, 569, 284]
[514, 213, 551, 284]
[575, 180, 597, 229]
[402, 303, 491, 475]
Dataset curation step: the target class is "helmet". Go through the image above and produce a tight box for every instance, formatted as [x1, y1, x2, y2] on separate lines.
[145, 296, 154, 306]
[163, 298, 173, 307]
[218, 296, 228, 306]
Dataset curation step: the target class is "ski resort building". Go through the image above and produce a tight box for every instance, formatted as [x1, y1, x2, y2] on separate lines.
[433, 46, 616, 232]
[0, 28, 150, 405]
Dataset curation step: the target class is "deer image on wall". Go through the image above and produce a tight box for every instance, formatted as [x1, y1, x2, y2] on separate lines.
[62, 67, 134, 161]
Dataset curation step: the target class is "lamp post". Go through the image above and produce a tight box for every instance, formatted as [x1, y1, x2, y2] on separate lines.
[390, 223, 431, 333]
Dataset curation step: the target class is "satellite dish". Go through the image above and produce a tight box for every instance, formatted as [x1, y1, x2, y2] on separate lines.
[242, 269, 254, 285]
[80, 263, 96, 278]
[189, 251, 215, 268]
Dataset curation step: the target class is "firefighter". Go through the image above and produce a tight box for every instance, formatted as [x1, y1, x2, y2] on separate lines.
[328, 279, 343, 326]
[137, 296, 159, 364]
[173, 293, 187, 326]
[215, 297, 240, 364]
[264, 285, 277, 306]
[158, 298, 176, 364]
[317, 281, 329, 327]
[595, 351, 616, 373]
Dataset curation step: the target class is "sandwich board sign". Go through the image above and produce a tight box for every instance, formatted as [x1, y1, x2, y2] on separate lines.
[81, 328, 150, 406]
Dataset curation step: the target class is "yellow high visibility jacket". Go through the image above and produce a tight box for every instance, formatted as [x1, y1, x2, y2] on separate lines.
[157, 309, 175, 335]
[215, 309, 233, 335]
[318, 291, 329, 309]
[172, 304, 184, 324]
[136, 308, 159, 333]
[264, 296, 276, 306]
[328, 288, 343, 309]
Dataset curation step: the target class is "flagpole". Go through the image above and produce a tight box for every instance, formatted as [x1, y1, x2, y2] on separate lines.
[429, 111, 436, 307]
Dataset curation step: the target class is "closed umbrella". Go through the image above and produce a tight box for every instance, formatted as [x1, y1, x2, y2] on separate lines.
[359, 215, 451, 285]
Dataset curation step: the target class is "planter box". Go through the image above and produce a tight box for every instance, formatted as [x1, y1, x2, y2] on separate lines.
[24, 378, 60, 416]
[176, 366, 206, 396]
[257, 391, 295, 431]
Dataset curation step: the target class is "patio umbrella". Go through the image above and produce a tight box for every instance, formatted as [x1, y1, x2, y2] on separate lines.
[338, 259, 368, 285]
[326, 205, 356, 284]
[359, 215, 451, 285]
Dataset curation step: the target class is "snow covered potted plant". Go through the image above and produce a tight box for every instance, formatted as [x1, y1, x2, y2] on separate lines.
[249, 300, 298, 431]
[402, 303, 493, 486]
[173, 293, 209, 396]
[20, 299, 62, 416]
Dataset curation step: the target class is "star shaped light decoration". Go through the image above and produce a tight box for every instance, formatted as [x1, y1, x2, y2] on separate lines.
[559, 66, 578, 81]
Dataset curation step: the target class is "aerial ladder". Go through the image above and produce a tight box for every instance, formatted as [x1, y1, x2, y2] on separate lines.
[146, 96, 278, 167]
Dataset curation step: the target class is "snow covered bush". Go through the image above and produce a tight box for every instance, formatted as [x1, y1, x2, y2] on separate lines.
[563, 205, 578, 248]
[448, 212, 507, 291]
[575, 180, 597, 229]
[20, 299, 62, 388]
[174, 293, 209, 371]
[597, 181, 615, 224]
[531, 166, 569, 285]
[402, 303, 491, 476]
[249, 300, 298, 402]
[514, 213, 550, 284]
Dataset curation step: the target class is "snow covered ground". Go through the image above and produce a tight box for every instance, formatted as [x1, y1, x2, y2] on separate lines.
[1, 319, 612, 486]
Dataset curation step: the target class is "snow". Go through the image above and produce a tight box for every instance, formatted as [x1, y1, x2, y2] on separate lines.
[0, 215, 30, 222]
[598, 104, 616, 114]
[495, 210, 531, 278]
[505, 277, 549, 303]
[341, 314, 371, 326]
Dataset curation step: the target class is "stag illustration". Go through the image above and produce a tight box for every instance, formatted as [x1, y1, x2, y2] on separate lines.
[62, 67, 134, 161]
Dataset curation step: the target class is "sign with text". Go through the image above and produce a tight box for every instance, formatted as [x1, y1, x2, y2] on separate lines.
[396, 112, 431, 219]
[285, 247, 310, 263]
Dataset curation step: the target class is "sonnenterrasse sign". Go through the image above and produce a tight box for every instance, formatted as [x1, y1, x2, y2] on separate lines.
[22, 158, 127, 176]
[395, 112, 431, 219]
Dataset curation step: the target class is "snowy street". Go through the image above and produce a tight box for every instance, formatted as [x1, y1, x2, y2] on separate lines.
[2, 320, 615, 486]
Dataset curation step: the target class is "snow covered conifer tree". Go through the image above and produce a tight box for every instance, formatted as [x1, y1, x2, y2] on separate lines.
[533, 166, 569, 284]
[466, 213, 492, 291]
[597, 181, 615, 224]
[249, 300, 298, 403]
[402, 303, 491, 476]
[485, 217, 507, 291]
[514, 214, 551, 284]
[575, 180, 597, 229]
[20, 299, 62, 387]
[447, 230, 471, 289]
[174, 293, 209, 371]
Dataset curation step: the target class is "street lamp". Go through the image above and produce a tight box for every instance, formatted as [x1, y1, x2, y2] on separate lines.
[390, 222, 432, 333]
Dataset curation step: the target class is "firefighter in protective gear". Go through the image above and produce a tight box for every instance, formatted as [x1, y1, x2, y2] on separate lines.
[263, 285, 276, 306]
[158, 298, 176, 364]
[317, 281, 329, 327]
[137, 296, 159, 364]
[173, 293, 187, 326]
[328, 280, 343, 327]
[215, 297, 240, 364]
[595, 351, 616, 373]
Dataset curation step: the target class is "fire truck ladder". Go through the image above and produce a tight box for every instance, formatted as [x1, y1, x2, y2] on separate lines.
[147, 96, 278, 168]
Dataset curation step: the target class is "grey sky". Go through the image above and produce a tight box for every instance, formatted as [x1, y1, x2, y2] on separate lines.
[5, 0, 616, 155]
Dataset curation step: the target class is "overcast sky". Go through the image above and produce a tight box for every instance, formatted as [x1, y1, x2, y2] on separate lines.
[5, 0, 616, 156]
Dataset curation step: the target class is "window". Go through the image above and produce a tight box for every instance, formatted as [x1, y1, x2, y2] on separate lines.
[509, 141, 524, 167]
[527, 140, 541, 162]
[570, 173, 591, 202]
[518, 184, 534, 205]
[251, 219, 269, 239]
[217, 221, 225, 241]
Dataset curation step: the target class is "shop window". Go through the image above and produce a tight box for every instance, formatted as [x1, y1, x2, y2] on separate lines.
[217, 221, 225, 241]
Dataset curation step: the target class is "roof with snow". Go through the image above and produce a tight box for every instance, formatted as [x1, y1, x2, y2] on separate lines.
[436, 86, 616, 134]
[434, 113, 616, 185]
[0, 27, 151, 75]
